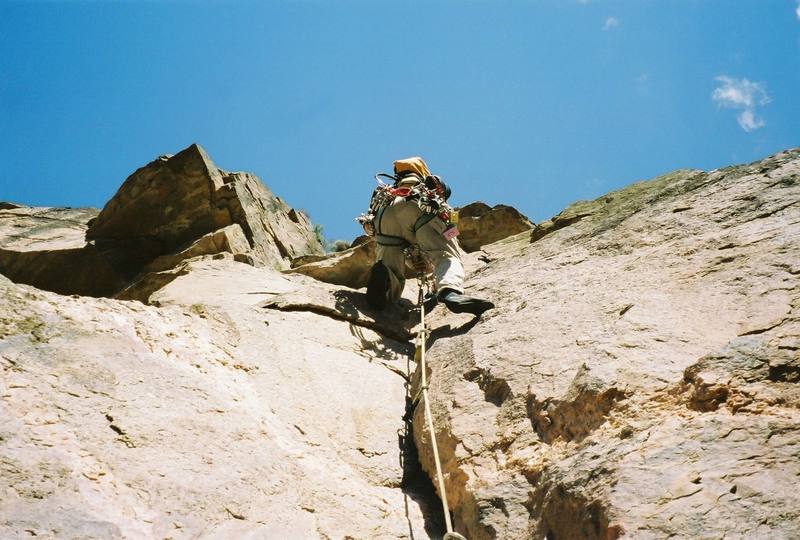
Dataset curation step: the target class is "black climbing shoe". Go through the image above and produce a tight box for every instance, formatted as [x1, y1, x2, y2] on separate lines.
[438, 288, 495, 317]
[366, 261, 391, 310]
[422, 291, 439, 313]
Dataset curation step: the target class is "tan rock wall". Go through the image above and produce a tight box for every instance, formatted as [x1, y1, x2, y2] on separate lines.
[0, 262, 438, 539]
[412, 148, 800, 538]
[2, 147, 798, 539]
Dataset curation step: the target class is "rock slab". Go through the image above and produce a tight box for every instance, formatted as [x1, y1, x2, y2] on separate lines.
[412, 149, 800, 539]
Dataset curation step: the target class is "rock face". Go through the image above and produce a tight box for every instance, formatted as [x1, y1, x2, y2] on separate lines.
[456, 202, 534, 253]
[1, 148, 798, 539]
[0, 206, 126, 297]
[0, 263, 442, 539]
[86, 145, 323, 272]
[288, 239, 377, 289]
[412, 149, 800, 539]
[0, 144, 324, 298]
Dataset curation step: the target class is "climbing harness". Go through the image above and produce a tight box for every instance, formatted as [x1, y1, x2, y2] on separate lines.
[412, 267, 468, 540]
[356, 172, 459, 247]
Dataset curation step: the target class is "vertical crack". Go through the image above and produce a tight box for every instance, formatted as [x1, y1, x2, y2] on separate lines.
[399, 359, 447, 539]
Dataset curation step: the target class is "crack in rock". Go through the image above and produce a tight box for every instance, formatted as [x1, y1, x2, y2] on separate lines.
[262, 301, 413, 343]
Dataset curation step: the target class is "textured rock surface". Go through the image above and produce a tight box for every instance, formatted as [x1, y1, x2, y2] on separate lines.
[0, 261, 441, 539]
[0, 145, 323, 298]
[86, 144, 324, 273]
[2, 148, 799, 539]
[0, 206, 96, 251]
[0, 206, 126, 296]
[456, 202, 534, 253]
[412, 149, 800, 539]
[288, 239, 377, 289]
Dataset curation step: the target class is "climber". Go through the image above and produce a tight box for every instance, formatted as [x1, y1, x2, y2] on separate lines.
[357, 156, 494, 317]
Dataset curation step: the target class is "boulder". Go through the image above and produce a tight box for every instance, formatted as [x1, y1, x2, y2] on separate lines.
[86, 144, 324, 273]
[288, 239, 376, 289]
[456, 202, 533, 252]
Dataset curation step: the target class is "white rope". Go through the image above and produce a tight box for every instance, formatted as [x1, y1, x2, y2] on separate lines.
[415, 274, 467, 540]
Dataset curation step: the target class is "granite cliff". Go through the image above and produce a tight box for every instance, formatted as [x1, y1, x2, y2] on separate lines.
[1, 146, 797, 539]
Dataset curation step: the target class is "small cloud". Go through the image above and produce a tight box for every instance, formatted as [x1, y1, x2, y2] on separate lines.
[796, 1, 800, 19]
[712, 75, 771, 132]
[737, 110, 765, 132]
[603, 17, 620, 31]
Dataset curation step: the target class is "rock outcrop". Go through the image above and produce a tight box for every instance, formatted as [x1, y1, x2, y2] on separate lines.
[288, 238, 377, 289]
[0, 206, 126, 297]
[412, 149, 800, 539]
[0, 144, 324, 298]
[86, 145, 323, 273]
[1, 147, 798, 539]
[456, 202, 534, 253]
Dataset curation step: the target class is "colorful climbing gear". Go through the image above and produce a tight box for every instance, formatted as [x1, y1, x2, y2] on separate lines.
[356, 171, 459, 240]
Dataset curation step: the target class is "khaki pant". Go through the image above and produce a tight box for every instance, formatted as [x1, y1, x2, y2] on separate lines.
[375, 197, 465, 303]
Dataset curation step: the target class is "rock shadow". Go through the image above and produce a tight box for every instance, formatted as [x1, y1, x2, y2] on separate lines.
[399, 370, 447, 539]
[426, 318, 481, 349]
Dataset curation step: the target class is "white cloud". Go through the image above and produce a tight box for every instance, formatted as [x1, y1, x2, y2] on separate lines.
[737, 110, 765, 132]
[712, 75, 771, 132]
[603, 17, 620, 31]
[796, 1, 800, 19]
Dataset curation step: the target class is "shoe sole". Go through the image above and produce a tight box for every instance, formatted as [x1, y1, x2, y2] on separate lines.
[443, 298, 495, 316]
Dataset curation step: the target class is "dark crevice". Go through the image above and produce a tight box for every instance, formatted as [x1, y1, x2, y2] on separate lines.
[753, 200, 800, 220]
[270, 230, 291, 259]
[531, 480, 623, 540]
[399, 394, 447, 539]
[464, 367, 512, 406]
[768, 363, 800, 383]
[103, 413, 135, 448]
[737, 320, 785, 337]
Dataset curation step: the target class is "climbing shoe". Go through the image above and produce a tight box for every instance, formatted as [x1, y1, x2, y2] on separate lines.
[438, 288, 495, 317]
[366, 261, 391, 309]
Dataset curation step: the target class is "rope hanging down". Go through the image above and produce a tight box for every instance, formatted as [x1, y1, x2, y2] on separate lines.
[413, 265, 467, 540]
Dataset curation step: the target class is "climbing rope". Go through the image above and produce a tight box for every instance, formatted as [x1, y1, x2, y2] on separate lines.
[413, 266, 468, 540]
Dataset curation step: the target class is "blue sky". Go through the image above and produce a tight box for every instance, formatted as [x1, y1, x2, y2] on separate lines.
[1, 1, 799, 242]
